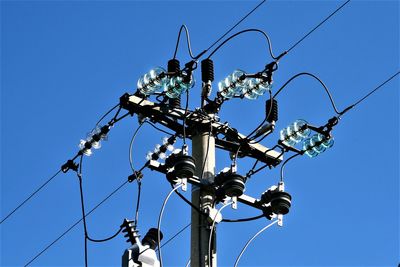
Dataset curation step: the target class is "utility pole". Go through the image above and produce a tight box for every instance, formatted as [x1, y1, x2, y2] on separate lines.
[191, 126, 216, 267]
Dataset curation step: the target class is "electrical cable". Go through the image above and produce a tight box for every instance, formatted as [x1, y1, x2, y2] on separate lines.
[134, 180, 142, 226]
[207, 28, 278, 60]
[144, 121, 175, 136]
[129, 122, 146, 173]
[94, 103, 120, 128]
[24, 179, 129, 266]
[182, 90, 190, 145]
[76, 155, 88, 267]
[204, 0, 266, 53]
[0, 169, 62, 225]
[173, 24, 195, 60]
[157, 183, 184, 267]
[185, 259, 191, 267]
[286, 0, 351, 54]
[208, 202, 233, 267]
[200, 122, 213, 180]
[280, 153, 301, 183]
[233, 219, 278, 267]
[339, 71, 400, 116]
[273, 72, 341, 115]
[222, 214, 264, 223]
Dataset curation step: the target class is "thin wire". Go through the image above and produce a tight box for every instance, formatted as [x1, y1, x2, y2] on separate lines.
[207, 28, 277, 60]
[340, 71, 400, 116]
[144, 121, 175, 136]
[0, 169, 62, 225]
[280, 153, 301, 183]
[94, 103, 120, 127]
[134, 180, 142, 226]
[185, 259, 191, 267]
[208, 202, 232, 267]
[173, 24, 195, 59]
[233, 220, 278, 267]
[183, 90, 190, 145]
[222, 214, 264, 223]
[24, 179, 129, 266]
[273, 72, 341, 115]
[286, 0, 351, 54]
[200, 123, 213, 180]
[205, 0, 266, 52]
[157, 183, 184, 267]
[76, 155, 88, 267]
[129, 122, 145, 173]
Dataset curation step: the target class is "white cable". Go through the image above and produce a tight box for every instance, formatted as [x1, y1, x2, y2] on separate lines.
[208, 201, 233, 267]
[157, 183, 183, 267]
[185, 259, 191, 267]
[233, 219, 279, 267]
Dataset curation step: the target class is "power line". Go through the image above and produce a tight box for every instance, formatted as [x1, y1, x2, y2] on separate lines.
[173, 24, 195, 60]
[24, 179, 129, 266]
[0, 169, 62, 225]
[340, 71, 400, 116]
[204, 0, 267, 54]
[286, 0, 351, 54]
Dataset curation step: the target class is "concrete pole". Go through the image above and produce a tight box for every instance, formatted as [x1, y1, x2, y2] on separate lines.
[191, 127, 216, 267]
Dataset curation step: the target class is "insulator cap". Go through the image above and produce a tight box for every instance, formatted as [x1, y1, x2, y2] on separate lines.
[266, 98, 278, 123]
[142, 228, 163, 250]
[215, 172, 246, 197]
[270, 191, 292, 215]
[174, 155, 196, 178]
[201, 59, 214, 82]
[168, 59, 180, 74]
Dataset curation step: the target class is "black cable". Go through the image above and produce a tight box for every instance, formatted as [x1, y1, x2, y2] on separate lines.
[134, 180, 142, 226]
[129, 122, 146, 173]
[204, 0, 267, 53]
[273, 72, 341, 115]
[24, 179, 129, 266]
[200, 123, 213, 180]
[207, 28, 278, 60]
[280, 153, 301, 182]
[94, 103, 120, 127]
[0, 169, 62, 225]
[286, 0, 351, 54]
[182, 90, 190, 145]
[76, 156, 88, 267]
[173, 25, 195, 59]
[339, 71, 400, 116]
[144, 121, 175, 136]
[222, 214, 264, 223]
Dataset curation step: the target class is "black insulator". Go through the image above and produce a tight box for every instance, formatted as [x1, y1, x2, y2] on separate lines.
[270, 191, 292, 215]
[121, 219, 137, 245]
[142, 228, 163, 250]
[201, 59, 214, 82]
[266, 98, 278, 123]
[215, 172, 246, 197]
[173, 155, 196, 178]
[168, 59, 180, 74]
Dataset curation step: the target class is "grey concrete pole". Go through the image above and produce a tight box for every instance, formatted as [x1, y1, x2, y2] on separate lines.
[191, 126, 217, 267]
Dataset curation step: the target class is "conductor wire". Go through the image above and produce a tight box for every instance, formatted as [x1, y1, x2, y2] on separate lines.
[208, 201, 233, 267]
[157, 183, 184, 267]
[233, 220, 278, 267]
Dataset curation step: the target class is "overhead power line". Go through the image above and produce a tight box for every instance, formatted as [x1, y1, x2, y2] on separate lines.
[286, 0, 351, 54]
[0, 169, 62, 225]
[24, 179, 129, 266]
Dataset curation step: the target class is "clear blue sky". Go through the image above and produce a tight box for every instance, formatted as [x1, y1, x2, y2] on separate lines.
[1, 1, 398, 266]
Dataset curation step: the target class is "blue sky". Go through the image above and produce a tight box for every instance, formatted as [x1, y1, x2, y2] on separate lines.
[1, 1, 399, 266]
